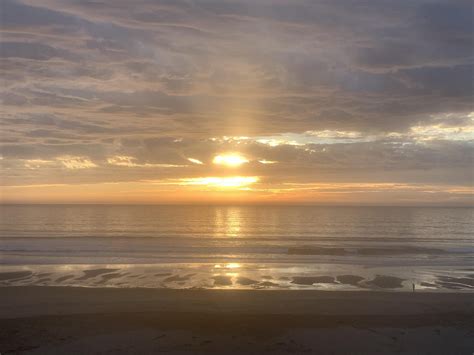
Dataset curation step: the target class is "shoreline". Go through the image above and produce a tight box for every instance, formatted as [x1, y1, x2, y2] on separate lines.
[1, 264, 473, 292]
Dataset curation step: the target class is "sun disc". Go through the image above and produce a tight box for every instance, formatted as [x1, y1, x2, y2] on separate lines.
[213, 154, 249, 167]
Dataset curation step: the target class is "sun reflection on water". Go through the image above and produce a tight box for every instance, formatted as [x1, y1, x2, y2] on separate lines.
[214, 207, 243, 237]
[214, 263, 241, 269]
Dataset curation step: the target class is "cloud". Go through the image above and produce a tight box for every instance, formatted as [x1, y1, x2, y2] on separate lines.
[187, 157, 204, 165]
[107, 155, 184, 168]
[23, 159, 55, 169]
[1, 0, 473, 204]
[56, 156, 97, 169]
[107, 155, 147, 167]
[0, 41, 74, 61]
[258, 159, 277, 164]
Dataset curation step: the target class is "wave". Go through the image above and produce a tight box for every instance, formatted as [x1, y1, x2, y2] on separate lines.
[287, 246, 456, 256]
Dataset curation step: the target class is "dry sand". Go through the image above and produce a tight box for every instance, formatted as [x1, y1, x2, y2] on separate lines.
[0, 287, 473, 354]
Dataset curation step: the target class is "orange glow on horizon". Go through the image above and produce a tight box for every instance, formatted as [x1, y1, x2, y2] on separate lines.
[179, 176, 259, 188]
[1, 181, 472, 206]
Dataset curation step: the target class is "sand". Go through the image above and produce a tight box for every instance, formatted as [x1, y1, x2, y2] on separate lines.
[0, 287, 473, 354]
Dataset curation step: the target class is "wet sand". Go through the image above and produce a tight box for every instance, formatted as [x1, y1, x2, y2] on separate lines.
[2, 266, 474, 291]
[0, 287, 473, 354]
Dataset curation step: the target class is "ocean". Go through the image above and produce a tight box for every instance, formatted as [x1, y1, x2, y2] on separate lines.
[0, 205, 472, 291]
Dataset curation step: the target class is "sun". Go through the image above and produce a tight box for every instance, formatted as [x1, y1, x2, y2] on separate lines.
[213, 154, 249, 167]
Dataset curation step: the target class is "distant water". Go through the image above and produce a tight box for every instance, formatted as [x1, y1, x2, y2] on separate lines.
[0, 205, 473, 291]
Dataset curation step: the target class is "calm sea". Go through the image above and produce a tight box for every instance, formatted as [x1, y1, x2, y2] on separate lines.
[0, 205, 473, 291]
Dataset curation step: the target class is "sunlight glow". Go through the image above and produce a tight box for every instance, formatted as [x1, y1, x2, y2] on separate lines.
[179, 176, 259, 188]
[213, 154, 249, 167]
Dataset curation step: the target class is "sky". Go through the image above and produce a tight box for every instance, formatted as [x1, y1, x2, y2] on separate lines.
[0, 0, 473, 205]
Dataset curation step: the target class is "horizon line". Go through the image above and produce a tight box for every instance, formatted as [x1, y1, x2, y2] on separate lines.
[1, 202, 472, 208]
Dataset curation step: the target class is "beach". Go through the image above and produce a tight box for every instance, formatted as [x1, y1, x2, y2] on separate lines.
[1, 206, 473, 353]
[1, 287, 473, 354]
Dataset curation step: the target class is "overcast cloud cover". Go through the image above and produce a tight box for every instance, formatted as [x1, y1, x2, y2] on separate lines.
[1, 0, 473, 204]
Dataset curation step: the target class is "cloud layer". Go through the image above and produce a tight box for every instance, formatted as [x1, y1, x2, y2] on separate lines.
[1, 0, 473, 204]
